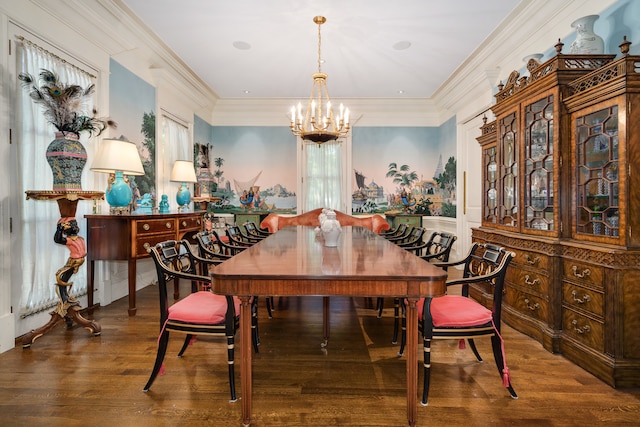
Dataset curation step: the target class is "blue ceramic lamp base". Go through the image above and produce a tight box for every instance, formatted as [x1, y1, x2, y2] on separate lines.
[176, 183, 191, 212]
[106, 171, 133, 215]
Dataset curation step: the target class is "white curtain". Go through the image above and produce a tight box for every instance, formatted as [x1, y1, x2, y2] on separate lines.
[160, 114, 191, 201]
[304, 141, 344, 212]
[16, 39, 95, 316]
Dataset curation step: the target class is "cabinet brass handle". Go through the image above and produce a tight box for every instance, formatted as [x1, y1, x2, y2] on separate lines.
[166, 222, 172, 229]
[525, 255, 540, 266]
[143, 223, 150, 231]
[524, 275, 540, 287]
[143, 242, 151, 252]
[524, 298, 540, 311]
[182, 221, 187, 227]
[571, 319, 591, 334]
[571, 290, 591, 304]
[572, 266, 591, 278]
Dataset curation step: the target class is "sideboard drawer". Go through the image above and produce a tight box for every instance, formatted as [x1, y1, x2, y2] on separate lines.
[506, 266, 549, 296]
[504, 285, 548, 323]
[178, 215, 202, 231]
[562, 308, 604, 352]
[513, 250, 550, 270]
[562, 282, 604, 318]
[136, 218, 175, 235]
[135, 232, 176, 257]
[562, 259, 603, 288]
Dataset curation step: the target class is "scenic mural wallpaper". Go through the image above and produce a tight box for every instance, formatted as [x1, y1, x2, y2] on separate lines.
[195, 119, 457, 218]
[109, 59, 156, 204]
[352, 120, 457, 217]
[196, 123, 298, 214]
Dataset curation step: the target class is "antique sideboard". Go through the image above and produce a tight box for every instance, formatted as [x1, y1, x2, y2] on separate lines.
[85, 212, 204, 316]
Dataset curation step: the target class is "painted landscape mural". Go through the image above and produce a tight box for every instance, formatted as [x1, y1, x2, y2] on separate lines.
[196, 122, 298, 214]
[352, 120, 457, 217]
[194, 118, 457, 217]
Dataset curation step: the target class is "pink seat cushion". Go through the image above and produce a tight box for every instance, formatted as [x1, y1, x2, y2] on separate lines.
[418, 295, 492, 327]
[168, 292, 241, 324]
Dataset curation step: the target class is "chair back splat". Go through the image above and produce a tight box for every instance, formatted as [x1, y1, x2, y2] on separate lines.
[143, 239, 258, 402]
[400, 242, 517, 406]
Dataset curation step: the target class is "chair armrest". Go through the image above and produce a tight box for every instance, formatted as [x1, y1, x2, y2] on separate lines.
[433, 258, 467, 269]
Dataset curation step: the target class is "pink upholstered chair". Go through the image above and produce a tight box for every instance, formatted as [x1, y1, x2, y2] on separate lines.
[143, 239, 258, 402]
[400, 242, 517, 406]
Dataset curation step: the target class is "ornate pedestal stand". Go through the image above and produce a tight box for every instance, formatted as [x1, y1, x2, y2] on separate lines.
[22, 190, 104, 348]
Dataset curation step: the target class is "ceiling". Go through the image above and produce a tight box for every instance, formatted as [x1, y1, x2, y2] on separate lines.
[121, 0, 523, 100]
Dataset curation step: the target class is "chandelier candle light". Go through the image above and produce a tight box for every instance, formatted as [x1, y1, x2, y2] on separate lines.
[290, 16, 350, 144]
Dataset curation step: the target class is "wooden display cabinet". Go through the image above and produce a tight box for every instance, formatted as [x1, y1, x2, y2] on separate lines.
[474, 45, 640, 387]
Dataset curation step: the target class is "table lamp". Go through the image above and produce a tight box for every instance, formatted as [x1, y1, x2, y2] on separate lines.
[170, 160, 197, 211]
[90, 138, 145, 214]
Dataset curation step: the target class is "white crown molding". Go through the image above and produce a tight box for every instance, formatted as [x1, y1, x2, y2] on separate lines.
[433, 0, 618, 113]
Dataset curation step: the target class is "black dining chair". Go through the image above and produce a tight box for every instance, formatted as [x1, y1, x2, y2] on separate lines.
[399, 242, 517, 405]
[142, 239, 259, 402]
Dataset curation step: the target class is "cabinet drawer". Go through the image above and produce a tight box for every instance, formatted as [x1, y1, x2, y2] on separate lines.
[178, 215, 202, 231]
[562, 282, 604, 318]
[513, 250, 549, 270]
[562, 308, 604, 352]
[562, 260, 603, 288]
[506, 267, 549, 296]
[135, 232, 175, 257]
[504, 286, 548, 322]
[136, 218, 175, 235]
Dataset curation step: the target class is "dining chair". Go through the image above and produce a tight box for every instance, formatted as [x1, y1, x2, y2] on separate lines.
[244, 221, 271, 239]
[210, 229, 248, 256]
[384, 225, 414, 244]
[399, 242, 517, 405]
[395, 226, 426, 248]
[226, 225, 259, 246]
[196, 230, 233, 262]
[142, 239, 258, 402]
[382, 223, 408, 239]
[378, 231, 457, 344]
[197, 229, 275, 319]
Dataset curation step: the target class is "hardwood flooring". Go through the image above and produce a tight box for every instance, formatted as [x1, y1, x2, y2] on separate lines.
[1, 280, 639, 426]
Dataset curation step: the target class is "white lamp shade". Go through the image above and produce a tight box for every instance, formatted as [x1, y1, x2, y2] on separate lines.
[170, 160, 197, 183]
[91, 138, 145, 175]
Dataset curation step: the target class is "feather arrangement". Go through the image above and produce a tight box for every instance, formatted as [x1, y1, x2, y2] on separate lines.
[18, 69, 116, 137]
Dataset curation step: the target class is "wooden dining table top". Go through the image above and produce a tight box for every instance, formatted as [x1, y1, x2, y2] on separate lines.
[210, 224, 448, 426]
[211, 225, 448, 298]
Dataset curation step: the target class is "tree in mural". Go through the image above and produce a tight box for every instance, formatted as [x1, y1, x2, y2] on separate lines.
[135, 111, 156, 198]
[386, 162, 419, 189]
[213, 157, 225, 187]
[434, 156, 456, 200]
[435, 156, 457, 217]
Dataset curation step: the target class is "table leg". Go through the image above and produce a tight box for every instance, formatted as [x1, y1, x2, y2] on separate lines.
[321, 296, 330, 348]
[406, 297, 418, 427]
[127, 258, 137, 316]
[87, 258, 94, 312]
[240, 296, 253, 426]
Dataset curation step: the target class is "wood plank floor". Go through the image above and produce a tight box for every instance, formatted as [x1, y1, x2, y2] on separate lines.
[2, 281, 639, 426]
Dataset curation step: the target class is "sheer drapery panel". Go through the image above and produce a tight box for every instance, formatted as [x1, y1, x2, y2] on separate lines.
[16, 38, 95, 317]
[303, 141, 344, 212]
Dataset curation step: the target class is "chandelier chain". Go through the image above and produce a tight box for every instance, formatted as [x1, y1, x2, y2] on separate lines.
[317, 20, 322, 74]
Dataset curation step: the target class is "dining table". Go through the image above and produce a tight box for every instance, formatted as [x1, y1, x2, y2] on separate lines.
[211, 225, 447, 426]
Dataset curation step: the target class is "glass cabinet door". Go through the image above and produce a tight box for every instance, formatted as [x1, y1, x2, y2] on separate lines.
[524, 95, 554, 231]
[575, 106, 619, 237]
[484, 145, 498, 224]
[499, 112, 518, 227]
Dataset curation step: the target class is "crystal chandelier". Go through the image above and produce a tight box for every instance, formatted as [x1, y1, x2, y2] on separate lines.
[290, 16, 350, 144]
